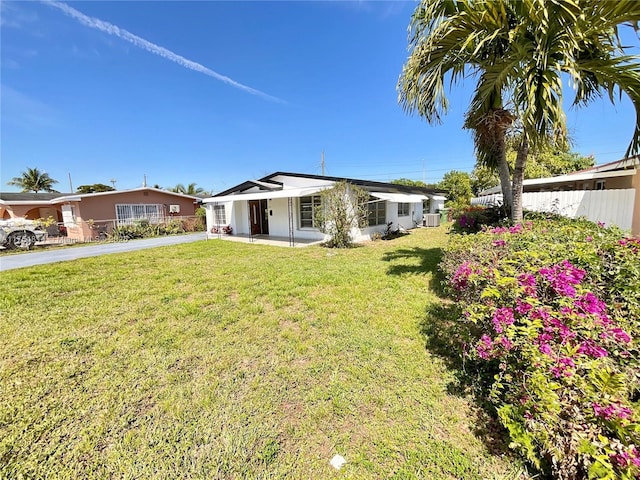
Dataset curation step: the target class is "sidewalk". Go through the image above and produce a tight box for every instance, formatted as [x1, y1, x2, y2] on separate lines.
[0, 232, 206, 272]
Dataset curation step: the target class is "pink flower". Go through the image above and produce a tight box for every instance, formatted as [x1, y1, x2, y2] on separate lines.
[452, 262, 474, 290]
[517, 273, 536, 287]
[492, 239, 506, 247]
[476, 334, 493, 360]
[551, 356, 575, 378]
[509, 224, 523, 234]
[495, 336, 513, 351]
[491, 226, 508, 234]
[609, 327, 631, 343]
[611, 452, 631, 468]
[549, 318, 576, 343]
[516, 299, 533, 315]
[492, 307, 515, 333]
[578, 340, 608, 358]
[594, 401, 633, 420]
[538, 343, 553, 356]
[530, 307, 551, 322]
[575, 292, 607, 315]
[539, 260, 586, 298]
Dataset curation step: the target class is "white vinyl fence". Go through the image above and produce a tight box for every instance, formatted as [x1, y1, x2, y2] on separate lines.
[472, 188, 636, 231]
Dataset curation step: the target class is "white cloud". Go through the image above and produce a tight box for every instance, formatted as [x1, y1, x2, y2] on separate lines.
[42, 1, 286, 104]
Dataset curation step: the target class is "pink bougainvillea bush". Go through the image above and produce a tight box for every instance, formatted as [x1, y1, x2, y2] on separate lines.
[441, 215, 639, 480]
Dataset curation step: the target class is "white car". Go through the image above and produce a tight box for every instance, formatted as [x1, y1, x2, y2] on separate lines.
[0, 220, 48, 250]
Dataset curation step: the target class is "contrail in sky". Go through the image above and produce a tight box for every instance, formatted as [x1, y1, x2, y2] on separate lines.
[43, 0, 285, 103]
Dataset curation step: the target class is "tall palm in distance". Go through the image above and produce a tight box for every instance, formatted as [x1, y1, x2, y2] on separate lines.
[398, 0, 640, 222]
[7, 167, 59, 193]
[170, 183, 207, 196]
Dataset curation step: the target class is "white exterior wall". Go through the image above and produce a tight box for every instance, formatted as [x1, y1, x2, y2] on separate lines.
[205, 202, 233, 237]
[471, 188, 635, 232]
[232, 201, 248, 235]
[205, 174, 432, 242]
[269, 197, 325, 240]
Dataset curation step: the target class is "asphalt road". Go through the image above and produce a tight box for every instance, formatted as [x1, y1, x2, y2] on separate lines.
[0, 232, 207, 272]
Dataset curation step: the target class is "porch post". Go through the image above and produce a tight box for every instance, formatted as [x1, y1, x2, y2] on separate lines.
[288, 197, 295, 247]
[214, 202, 221, 239]
[247, 201, 254, 243]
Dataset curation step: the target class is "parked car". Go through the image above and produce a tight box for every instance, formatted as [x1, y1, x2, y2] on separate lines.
[0, 220, 47, 250]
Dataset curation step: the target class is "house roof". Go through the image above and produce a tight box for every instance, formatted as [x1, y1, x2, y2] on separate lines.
[211, 172, 444, 200]
[1, 188, 200, 205]
[51, 187, 201, 204]
[575, 155, 639, 174]
[478, 155, 639, 196]
[261, 172, 441, 195]
[0, 192, 70, 205]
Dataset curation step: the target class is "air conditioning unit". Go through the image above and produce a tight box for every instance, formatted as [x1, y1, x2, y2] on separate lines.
[423, 214, 440, 227]
[169, 205, 180, 213]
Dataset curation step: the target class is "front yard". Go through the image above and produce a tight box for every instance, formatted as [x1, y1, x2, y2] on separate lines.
[0, 227, 524, 479]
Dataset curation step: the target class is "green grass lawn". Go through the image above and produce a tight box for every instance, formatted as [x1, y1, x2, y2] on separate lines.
[0, 227, 526, 479]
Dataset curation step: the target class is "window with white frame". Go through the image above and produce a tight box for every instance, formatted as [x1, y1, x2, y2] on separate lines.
[213, 204, 226, 225]
[299, 195, 321, 228]
[595, 180, 606, 190]
[398, 203, 410, 216]
[115, 204, 164, 225]
[367, 197, 386, 226]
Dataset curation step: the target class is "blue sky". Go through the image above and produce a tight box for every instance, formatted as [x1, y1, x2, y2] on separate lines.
[2, 1, 638, 194]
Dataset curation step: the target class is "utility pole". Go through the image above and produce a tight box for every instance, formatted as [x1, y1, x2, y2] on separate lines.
[143, 174, 147, 187]
[68, 173, 73, 192]
[110, 178, 117, 189]
[321, 150, 325, 176]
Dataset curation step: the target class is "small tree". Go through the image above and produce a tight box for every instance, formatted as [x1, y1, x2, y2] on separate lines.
[314, 181, 368, 248]
[438, 170, 472, 212]
[76, 183, 115, 193]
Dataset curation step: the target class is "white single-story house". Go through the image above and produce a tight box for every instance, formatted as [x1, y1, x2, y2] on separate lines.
[473, 155, 639, 235]
[203, 172, 446, 245]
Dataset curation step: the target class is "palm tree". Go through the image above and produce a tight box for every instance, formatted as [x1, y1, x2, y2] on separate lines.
[170, 183, 206, 196]
[7, 167, 59, 193]
[398, 0, 640, 222]
[398, 1, 518, 212]
[502, 0, 640, 221]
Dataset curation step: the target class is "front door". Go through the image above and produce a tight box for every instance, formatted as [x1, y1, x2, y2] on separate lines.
[249, 199, 269, 235]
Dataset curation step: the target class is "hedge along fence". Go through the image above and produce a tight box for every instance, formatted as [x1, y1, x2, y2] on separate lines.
[440, 216, 639, 480]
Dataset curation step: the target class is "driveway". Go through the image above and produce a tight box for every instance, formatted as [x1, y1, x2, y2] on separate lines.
[0, 232, 207, 272]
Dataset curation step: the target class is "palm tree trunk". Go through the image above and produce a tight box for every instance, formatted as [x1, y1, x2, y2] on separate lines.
[511, 138, 529, 223]
[496, 133, 513, 213]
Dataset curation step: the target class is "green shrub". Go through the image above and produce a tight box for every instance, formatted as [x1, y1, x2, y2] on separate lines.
[451, 205, 508, 233]
[441, 218, 640, 479]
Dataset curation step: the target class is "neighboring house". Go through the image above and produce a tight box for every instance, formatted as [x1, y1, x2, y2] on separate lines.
[473, 155, 639, 235]
[1, 188, 200, 241]
[203, 172, 446, 245]
[0, 192, 68, 222]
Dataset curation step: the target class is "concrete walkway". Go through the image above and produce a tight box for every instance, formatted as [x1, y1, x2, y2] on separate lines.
[0, 232, 207, 272]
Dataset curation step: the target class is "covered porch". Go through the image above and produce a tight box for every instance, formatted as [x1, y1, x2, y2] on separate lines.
[207, 232, 323, 248]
